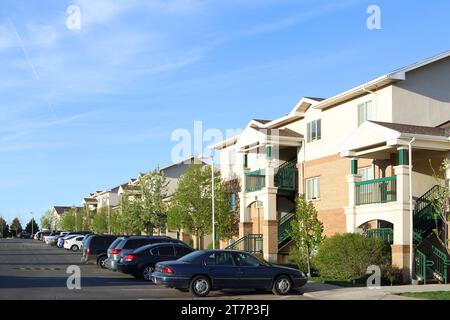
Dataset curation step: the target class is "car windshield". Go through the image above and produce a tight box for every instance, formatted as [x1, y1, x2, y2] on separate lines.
[178, 251, 203, 263]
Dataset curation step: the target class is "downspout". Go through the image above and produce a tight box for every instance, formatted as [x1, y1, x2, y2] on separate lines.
[408, 137, 416, 284]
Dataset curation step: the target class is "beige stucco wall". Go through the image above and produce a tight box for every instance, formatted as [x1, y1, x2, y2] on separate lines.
[392, 57, 450, 127]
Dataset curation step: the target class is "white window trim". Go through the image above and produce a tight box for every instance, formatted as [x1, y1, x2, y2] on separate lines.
[306, 177, 320, 201]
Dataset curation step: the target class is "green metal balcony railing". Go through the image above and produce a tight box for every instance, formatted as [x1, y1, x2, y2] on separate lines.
[416, 249, 434, 284]
[364, 228, 393, 244]
[355, 176, 397, 206]
[432, 245, 450, 284]
[245, 170, 265, 192]
[226, 234, 263, 253]
[278, 211, 296, 248]
[275, 159, 297, 191]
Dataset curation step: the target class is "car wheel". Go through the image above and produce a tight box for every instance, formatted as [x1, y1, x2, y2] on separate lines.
[70, 245, 79, 252]
[189, 276, 211, 297]
[142, 265, 155, 281]
[272, 275, 292, 296]
[97, 256, 107, 269]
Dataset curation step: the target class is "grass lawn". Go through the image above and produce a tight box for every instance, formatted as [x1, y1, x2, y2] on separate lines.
[398, 291, 450, 300]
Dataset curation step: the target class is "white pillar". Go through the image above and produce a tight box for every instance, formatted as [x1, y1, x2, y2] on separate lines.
[345, 174, 362, 233]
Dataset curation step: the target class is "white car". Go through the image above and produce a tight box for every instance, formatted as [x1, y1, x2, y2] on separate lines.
[64, 235, 85, 251]
[44, 232, 68, 244]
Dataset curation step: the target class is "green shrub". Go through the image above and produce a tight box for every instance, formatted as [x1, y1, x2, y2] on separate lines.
[313, 233, 391, 280]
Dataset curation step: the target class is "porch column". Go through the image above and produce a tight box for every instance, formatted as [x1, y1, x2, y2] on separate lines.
[392, 161, 412, 282]
[262, 166, 278, 263]
[345, 158, 362, 233]
[238, 168, 252, 239]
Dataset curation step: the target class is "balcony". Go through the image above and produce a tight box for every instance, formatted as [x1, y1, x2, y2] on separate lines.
[245, 170, 265, 192]
[355, 176, 397, 206]
[274, 159, 297, 191]
[245, 160, 297, 193]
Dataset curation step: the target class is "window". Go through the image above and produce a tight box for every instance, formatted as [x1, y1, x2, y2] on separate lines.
[232, 253, 263, 267]
[157, 245, 175, 256]
[306, 177, 320, 200]
[175, 245, 193, 256]
[204, 252, 235, 266]
[358, 166, 374, 181]
[307, 119, 321, 143]
[358, 100, 375, 126]
[228, 149, 236, 166]
[230, 193, 236, 211]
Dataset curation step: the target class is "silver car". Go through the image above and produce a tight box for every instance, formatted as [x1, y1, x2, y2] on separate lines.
[105, 237, 128, 271]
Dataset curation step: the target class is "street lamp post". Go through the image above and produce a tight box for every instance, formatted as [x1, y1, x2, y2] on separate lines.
[201, 155, 216, 250]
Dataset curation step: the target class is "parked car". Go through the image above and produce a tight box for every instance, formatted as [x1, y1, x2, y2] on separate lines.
[105, 236, 189, 272]
[104, 236, 129, 271]
[152, 250, 307, 297]
[57, 234, 78, 248]
[39, 230, 51, 241]
[117, 243, 194, 281]
[81, 235, 117, 268]
[17, 231, 31, 239]
[64, 235, 85, 251]
[45, 232, 69, 245]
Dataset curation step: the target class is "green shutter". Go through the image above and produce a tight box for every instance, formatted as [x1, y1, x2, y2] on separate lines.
[351, 159, 358, 175]
[398, 148, 408, 165]
[266, 146, 272, 159]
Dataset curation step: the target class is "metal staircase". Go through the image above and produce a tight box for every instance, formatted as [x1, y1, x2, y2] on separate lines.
[278, 210, 297, 250]
[226, 234, 263, 253]
[413, 185, 450, 284]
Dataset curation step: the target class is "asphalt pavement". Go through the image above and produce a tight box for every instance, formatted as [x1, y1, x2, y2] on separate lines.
[0, 238, 313, 300]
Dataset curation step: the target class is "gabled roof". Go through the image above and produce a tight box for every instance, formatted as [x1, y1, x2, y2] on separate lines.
[255, 128, 303, 138]
[53, 206, 81, 215]
[314, 50, 450, 110]
[370, 121, 450, 137]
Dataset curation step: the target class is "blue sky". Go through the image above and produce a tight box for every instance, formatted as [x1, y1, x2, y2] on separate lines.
[0, 0, 449, 226]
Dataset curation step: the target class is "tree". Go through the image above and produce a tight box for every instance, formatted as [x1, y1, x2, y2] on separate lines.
[59, 210, 76, 232]
[109, 207, 125, 235]
[139, 169, 169, 235]
[40, 210, 53, 230]
[120, 191, 144, 235]
[429, 158, 450, 251]
[288, 194, 324, 276]
[168, 164, 232, 248]
[92, 208, 108, 234]
[10, 218, 23, 237]
[25, 218, 39, 234]
[0, 216, 8, 238]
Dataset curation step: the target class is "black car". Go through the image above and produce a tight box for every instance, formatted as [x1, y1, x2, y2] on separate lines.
[17, 231, 31, 239]
[117, 243, 194, 281]
[106, 235, 189, 272]
[152, 250, 307, 297]
[81, 235, 117, 268]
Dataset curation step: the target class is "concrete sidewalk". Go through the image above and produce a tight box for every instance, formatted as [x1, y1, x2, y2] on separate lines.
[301, 282, 450, 300]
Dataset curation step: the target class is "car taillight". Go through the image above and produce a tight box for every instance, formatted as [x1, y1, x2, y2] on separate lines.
[111, 249, 122, 255]
[86, 247, 91, 255]
[124, 254, 138, 262]
[162, 266, 174, 274]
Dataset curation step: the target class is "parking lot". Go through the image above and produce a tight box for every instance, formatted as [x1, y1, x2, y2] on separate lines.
[0, 239, 312, 300]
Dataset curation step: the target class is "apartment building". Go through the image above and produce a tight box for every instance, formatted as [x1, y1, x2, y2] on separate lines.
[211, 51, 450, 282]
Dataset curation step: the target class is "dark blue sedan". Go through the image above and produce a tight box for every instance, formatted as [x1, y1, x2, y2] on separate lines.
[151, 250, 307, 297]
